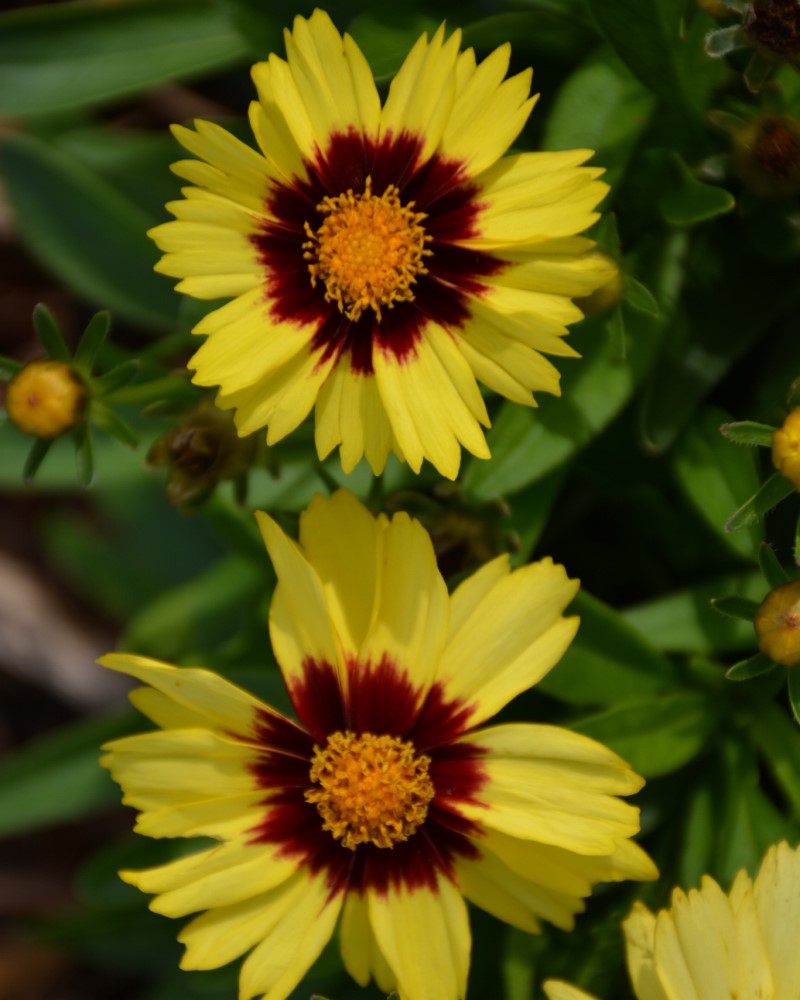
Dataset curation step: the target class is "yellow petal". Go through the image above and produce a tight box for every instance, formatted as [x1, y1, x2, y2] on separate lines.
[122, 840, 298, 918]
[380, 24, 460, 161]
[99, 653, 265, 735]
[623, 901, 670, 1000]
[443, 43, 537, 175]
[282, 10, 380, 141]
[457, 848, 582, 932]
[256, 509, 344, 694]
[543, 981, 600, 1000]
[457, 724, 644, 854]
[439, 557, 579, 725]
[340, 891, 397, 994]
[238, 872, 343, 1000]
[368, 878, 470, 1000]
[754, 841, 800, 1000]
[358, 506, 449, 694]
[297, 490, 383, 657]
[314, 363, 396, 474]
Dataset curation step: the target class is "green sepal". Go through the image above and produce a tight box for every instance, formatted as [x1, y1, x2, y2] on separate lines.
[710, 595, 760, 621]
[72, 310, 111, 376]
[725, 472, 795, 531]
[91, 402, 139, 449]
[22, 437, 53, 482]
[788, 668, 800, 725]
[726, 652, 778, 681]
[624, 275, 660, 316]
[758, 542, 791, 589]
[72, 422, 94, 486]
[0, 355, 23, 378]
[32, 302, 71, 361]
[719, 421, 776, 447]
[92, 359, 140, 396]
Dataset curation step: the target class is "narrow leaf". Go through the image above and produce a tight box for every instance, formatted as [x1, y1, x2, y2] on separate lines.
[789, 668, 800, 725]
[73, 423, 94, 486]
[0, 355, 23, 377]
[32, 302, 71, 361]
[726, 652, 777, 681]
[93, 360, 141, 396]
[725, 472, 794, 531]
[719, 420, 776, 447]
[22, 437, 53, 482]
[91, 404, 139, 449]
[73, 310, 111, 375]
[758, 541, 791, 588]
[710, 596, 759, 621]
[624, 275, 661, 315]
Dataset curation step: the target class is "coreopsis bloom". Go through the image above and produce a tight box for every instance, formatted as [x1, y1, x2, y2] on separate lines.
[101, 490, 655, 1000]
[544, 840, 800, 1000]
[149, 10, 612, 479]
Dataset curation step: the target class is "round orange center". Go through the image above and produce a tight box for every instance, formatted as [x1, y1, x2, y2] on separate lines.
[304, 731, 435, 850]
[303, 177, 431, 322]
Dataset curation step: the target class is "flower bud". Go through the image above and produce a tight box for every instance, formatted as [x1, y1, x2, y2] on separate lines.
[732, 114, 800, 197]
[743, 0, 800, 61]
[772, 407, 800, 489]
[5, 360, 87, 439]
[754, 579, 800, 666]
[575, 255, 623, 315]
[147, 401, 257, 510]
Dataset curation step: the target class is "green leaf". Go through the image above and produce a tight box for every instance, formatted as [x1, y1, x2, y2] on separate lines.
[751, 701, 800, 816]
[672, 405, 762, 559]
[572, 691, 719, 777]
[0, 710, 135, 838]
[587, 0, 721, 113]
[462, 305, 664, 500]
[73, 310, 111, 375]
[789, 668, 800, 726]
[624, 275, 661, 316]
[0, 133, 177, 330]
[726, 473, 795, 531]
[726, 652, 777, 681]
[32, 302, 71, 361]
[660, 169, 735, 226]
[710, 596, 760, 621]
[542, 49, 656, 191]
[120, 555, 267, 661]
[22, 437, 53, 482]
[93, 360, 142, 396]
[758, 541, 791, 588]
[719, 420, 776, 447]
[0, 355, 22, 377]
[537, 590, 682, 705]
[73, 422, 94, 486]
[622, 572, 764, 654]
[91, 404, 139, 449]
[0, 0, 250, 117]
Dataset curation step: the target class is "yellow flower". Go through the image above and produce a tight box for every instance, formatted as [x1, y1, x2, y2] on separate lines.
[772, 406, 800, 489]
[5, 359, 86, 438]
[101, 490, 655, 1000]
[148, 10, 611, 479]
[544, 840, 800, 1000]
[754, 579, 800, 666]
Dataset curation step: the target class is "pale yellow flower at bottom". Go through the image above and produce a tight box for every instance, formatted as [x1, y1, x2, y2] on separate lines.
[544, 839, 800, 1000]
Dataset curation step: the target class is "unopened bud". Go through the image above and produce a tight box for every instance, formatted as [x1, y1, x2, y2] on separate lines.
[743, 0, 800, 60]
[732, 114, 800, 197]
[754, 579, 800, 665]
[772, 407, 800, 489]
[6, 360, 86, 438]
